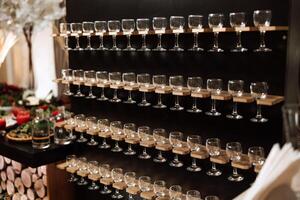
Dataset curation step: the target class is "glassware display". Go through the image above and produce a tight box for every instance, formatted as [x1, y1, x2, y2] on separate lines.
[70, 23, 83, 50]
[226, 142, 243, 181]
[77, 157, 88, 186]
[96, 71, 109, 101]
[82, 21, 95, 50]
[87, 160, 100, 190]
[122, 19, 136, 51]
[94, 21, 108, 50]
[61, 69, 73, 96]
[32, 109, 50, 149]
[208, 13, 224, 52]
[206, 138, 222, 176]
[84, 70, 97, 99]
[86, 116, 98, 146]
[152, 17, 167, 51]
[152, 75, 167, 109]
[109, 72, 122, 103]
[205, 79, 223, 116]
[187, 190, 202, 200]
[253, 10, 272, 52]
[66, 155, 78, 182]
[186, 135, 202, 172]
[136, 18, 150, 51]
[226, 80, 244, 119]
[154, 180, 167, 198]
[99, 164, 112, 194]
[64, 112, 76, 140]
[98, 118, 111, 149]
[138, 126, 152, 159]
[110, 121, 124, 152]
[108, 20, 121, 51]
[230, 12, 247, 52]
[137, 73, 151, 107]
[250, 82, 268, 123]
[169, 76, 184, 111]
[248, 146, 265, 167]
[73, 69, 85, 97]
[169, 131, 184, 167]
[153, 128, 168, 163]
[59, 22, 71, 50]
[123, 123, 137, 155]
[75, 114, 88, 143]
[122, 72, 136, 104]
[187, 76, 203, 113]
[170, 16, 185, 51]
[188, 15, 204, 51]
[53, 106, 71, 145]
[169, 185, 182, 200]
[124, 172, 137, 200]
[111, 168, 124, 199]
[138, 176, 152, 193]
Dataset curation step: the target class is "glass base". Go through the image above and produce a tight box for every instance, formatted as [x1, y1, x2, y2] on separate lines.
[65, 47, 73, 51]
[153, 104, 167, 109]
[152, 47, 167, 51]
[86, 95, 96, 99]
[228, 174, 244, 182]
[100, 187, 112, 194]
[68, 175, 78, 183]
[124, 149, 136, 155]
[169, 47, 184, 51]
[188, 47, 204, 51]
[169, 159, 183, 167]
[64, 91, 73, 96]
[250, 117, 268, 123]
[123, 46, 136, 51]
[76, 137, 88, 143]
[138, 101, 151, 107]
[187, 108, 202, 113]
[206, 168, 222, 176]
[87, 140, 98, 146]
[138, 152, 151, 159]
[85, 47, 95, 51]
[109, 98, 122, 103]
[123, 99, 136, 104]
[32, 143, 50, 150]
[205, 111, 221, 116]
[88, 184, 100, 190]
[111, 146, 123, 152]
[74, 93, 85, 97]
[208, 47, 224, 52]
[69, 134, 77, 140]
[231, 47, 248, 52]
[77, 178, 88, 186]
[97, 96, 108, 101]
[137, 47, 151, 51]
[254, 47, 272, 52]
[170, 105, 184, 111]
[74, 47, 84, 51]
[110, 47, 121, 51]
[226, 114, 243, 120]
[187, 165, 202, 172]
[153, 156, 167, 163]
[98, 142, 111, 149]
[111, 193, 124, 199]
[97, 47, 108, 51]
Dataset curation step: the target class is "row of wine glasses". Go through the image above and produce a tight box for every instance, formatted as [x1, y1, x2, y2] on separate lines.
[62, 69, 270, 123]
[66, 154, 220, 200]
[59, 10, 272, 52]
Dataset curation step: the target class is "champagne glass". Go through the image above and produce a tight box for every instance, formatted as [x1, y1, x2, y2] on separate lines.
[226, 142, 243, 181]
[124, 172, 137, 200]
[205, 196, 220, 200]
[187, 77, 203, 113]
[187, 135, 202, 172]
[170, 16, 185, 51]
[169, 185, 182, 200]
[253, 10, 272, 52]
[123, 123, 137, 155]
[110, 121, 123, 152]
[188, 15, 204, 51]
[136, 18, 150, 51]
[169, 131, 184, 167]
[208, 13, 224, 52]
[61, 69, 73, 96]
[187, 190, 201, 200]
[73, 69, 85, 97]
[94, 21, 108, 50]
[87, 161, 100, 190]
[82, 21, 94, 50]
[59, 23, 71, 50]
[154, 180, 167, 198]
[70, 23, 83, 50]
[153, 75, 167, 109]
[96, 71, 109, 101]
[75, 114, 88, 143]
[248, 146, 265, 167]
[108, 20, 121, 51]
[169, 76, 184, 111]
[99, 164, 112, 194]
[84, 70, 97, 99]
[205, 79, 222, 116]
[137, 73, 151, 107]
[138, 176, 152, 195]
[138, 126, 152, 159]
[230, 12, 247, 52]
[66, 155, 78, 182]
[77, 157, 88, 185]
[153, 17, 167, 51]
[86, 116, 98, 146]
[153, 128, 168, 163]
[65, 112, 76, 140]
[122, 19, 136, 51]
[98, 118, 111, 149]
[111, 168, 124, 199]
[226, 80, 244, 119]
[250, 82, 268, 123]
[122, 72, 136, 104]
[206, 138, 222, 176]
[109, 72, 122, 103]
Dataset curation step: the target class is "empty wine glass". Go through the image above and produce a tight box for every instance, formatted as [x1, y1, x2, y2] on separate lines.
[65, 112, 76, 140]
[98, 118, 111, 149]
[73, 69, 85, 97]
[77, 157, 88, 185]
[169, 185, 182, 200]
[82, 21, 94, 50]
[169, 131, 184, 167]
[108, 20, 121, 51]
[124, 172, 137, 200]
[138, 176, 152, 194]
[205, 79, 223, 116]
[205, 196, 220, 200]
[61, 69, 73, 96]
[122, 19, 136, 51]
[187, 77, 203, 113]
[230, 12, 247, 52]
[137, 73, 151, 107]
[187, 190, 202, 200]
[66, 155, 78, 182]
[226, 80, 244, 119]
[136, 18, 150, 51]
[94, 21, 108, 50]
[153, 17, 167, 51]
[111, 168, 124, 199]
[154, 180, 167, 198]
[122, 72, 136, 104]
[152, 75, 167, 109]
[250, 82, 268, 123]
[109, 72, 122, 103]
[138, 126, 152, 159]
[253, 10, 272, 52]
[226, 142, 243, 181]
[169, 76, 184, 111]
[87, 160, 100, 190]
[208, 13, 224, 52]
[70, 23, 83, 50]
[59, 23, 71, 50]
[248, 146, 265, 167]
[170, 16, 185, 51]
[110, 121, 123, 152]
[86, 116, 98, 146]
[153, 128, 168, 163]
[84, 70, 97, 99]
[206, 138, 222, 176]
[75, 114, 88, 143]
[96, 71, 109, 101]
[99, 164, 112, 194]
[123, 123, 137, 155]
[187, 135, 202, 172]
[188, 15, 204, 51]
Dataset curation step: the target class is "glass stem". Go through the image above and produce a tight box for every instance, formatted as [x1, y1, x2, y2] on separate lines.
[80, 133, 84, 139]
[115, 141, 119, 148]
[157, 94, 162, 105]
[213, 32, 219, 48]
[115, 189, 120, 194]
[89, 86, 93, 96]
[256, 104, 262, 119]
[143, 147, 147, 154]
[90, 135, 95, 142]
[212, 162, 217, 171]
[128, 91, 132, 100]
[175, 33, 179, 47]
[192, 158, 197, 167]
[77, 84, 81, 94]
[142, 34, 147, 48]
[69, 129, 74, 138]
[233, 167, 238, 176]
[87, 35, 91, 48]
[260, 31, 266, 48]
[64, 36, 69, 49]
[211, 99, 217, 112]
[129, 194, 134, 200]
[127, 35, 132, 48]
[113, 89, 118, 99]
[142, 92, 147, 102]
[157, 150, 163, 158]
[102, 138, 107, 145]
[66, 83, 70, 93]
[232, 102, 238, 115]
[99, 35, 104, 48]
[174, 154, 179, 162]
[192, 97, 197, 109]
[236, 31, 242, 48]
[193, 33, 199, 48]
[101, 87, 105, 97]
[112, 35, 117, 48]
[175, 95, 180, 106]
[76, 36, 80, 49]
[158, 34, 162, 48]
[128, 144, 132, 151]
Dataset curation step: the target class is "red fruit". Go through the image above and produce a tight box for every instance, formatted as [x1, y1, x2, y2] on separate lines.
[16, 114, 30, 125]
[12, 107, 25, 117]
[0, 118, 6, 130]
[51, 110, 59, 117]
[17, 111, 30, 116]
[39, 105, 48, 111]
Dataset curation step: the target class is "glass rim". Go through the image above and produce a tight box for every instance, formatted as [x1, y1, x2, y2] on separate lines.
[137, 73, 150, 76]
[94, 20, 106, 23]
[207, 78, 222, 82]
[137, 18, 150, 21]
[170, 16, 185, 19]
[229, 12, 246, 15]
[254, 9, 272, 13]
[82, 21, 94, 24]
[108, 20, 120, 23]
[153, 17, 167, 20]
[169, 131, 183, 136]
[228, 80, 244, 83]
[123, 72, 136, 75]
[122, 18, 135, 21]
[208, 13, 224, 17]
[248, 146, 264, 151]
[70, 22, 82, 25]
[188, 14, 204, 18]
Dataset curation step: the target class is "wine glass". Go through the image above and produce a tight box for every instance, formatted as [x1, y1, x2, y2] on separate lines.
[111, 168, 124, 199]
[109, 72, 122, 103]
[250, 82, 268, 123]
[73, 69, 85, 97]
[208, 13, 224, 52]
[169, 185, 182, 200]
[138, 176, 152, 194]
[230, 12, 247, 52]
[84, 70, 97, 99]
[77, 157, 88, 185]
[70, 23, 83, 50]
[66, 155, 78, 182]
[75, 114, 88, 143]
[187, 135, 202, 172]
[122, 72, 136, 104]
[122, 19, 136, 51]
[248, 146, 265, 167]
[187, 190, 202, 200]
[153, 128, 168, 163]
[169, 131, 184, 167]
[226, 142, 243, 181]
[152, 17, 167, 51]
[86, 116, 98, 146]
[154, 180, 167, 198]
[87, 160, 100, 190]
[205, 196, 220, 200]
[124, 172, 137, 200]
[65, 112, 76, 140]
[153, 75, 167, 109]
[226, 80, 244, 119]
[110, 121, 123, 152]
[205, 79, 222, 116]
[170, 16, 185, 51]
[94, 21, 108, 50]
[96, 71, 109, 101]
[138, 126, 152, 159]
[188, 15, 204, 51]
[61, 69, 73, 96]
[137, 73, 151, 107]
[108, 20, 121, 51]
[59, 23, 71, 50]
[253, 10, 272, 52]
[98, 118, 111, 149]
[206, 138, 222, 176]
[123, 123, 137, 155]
[169, 76, 184, 111]
[136, 18, 150, 51]
[187, 77, 203, 113]
[99, 164, 112, 194]
[82, 21, 94, 50]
